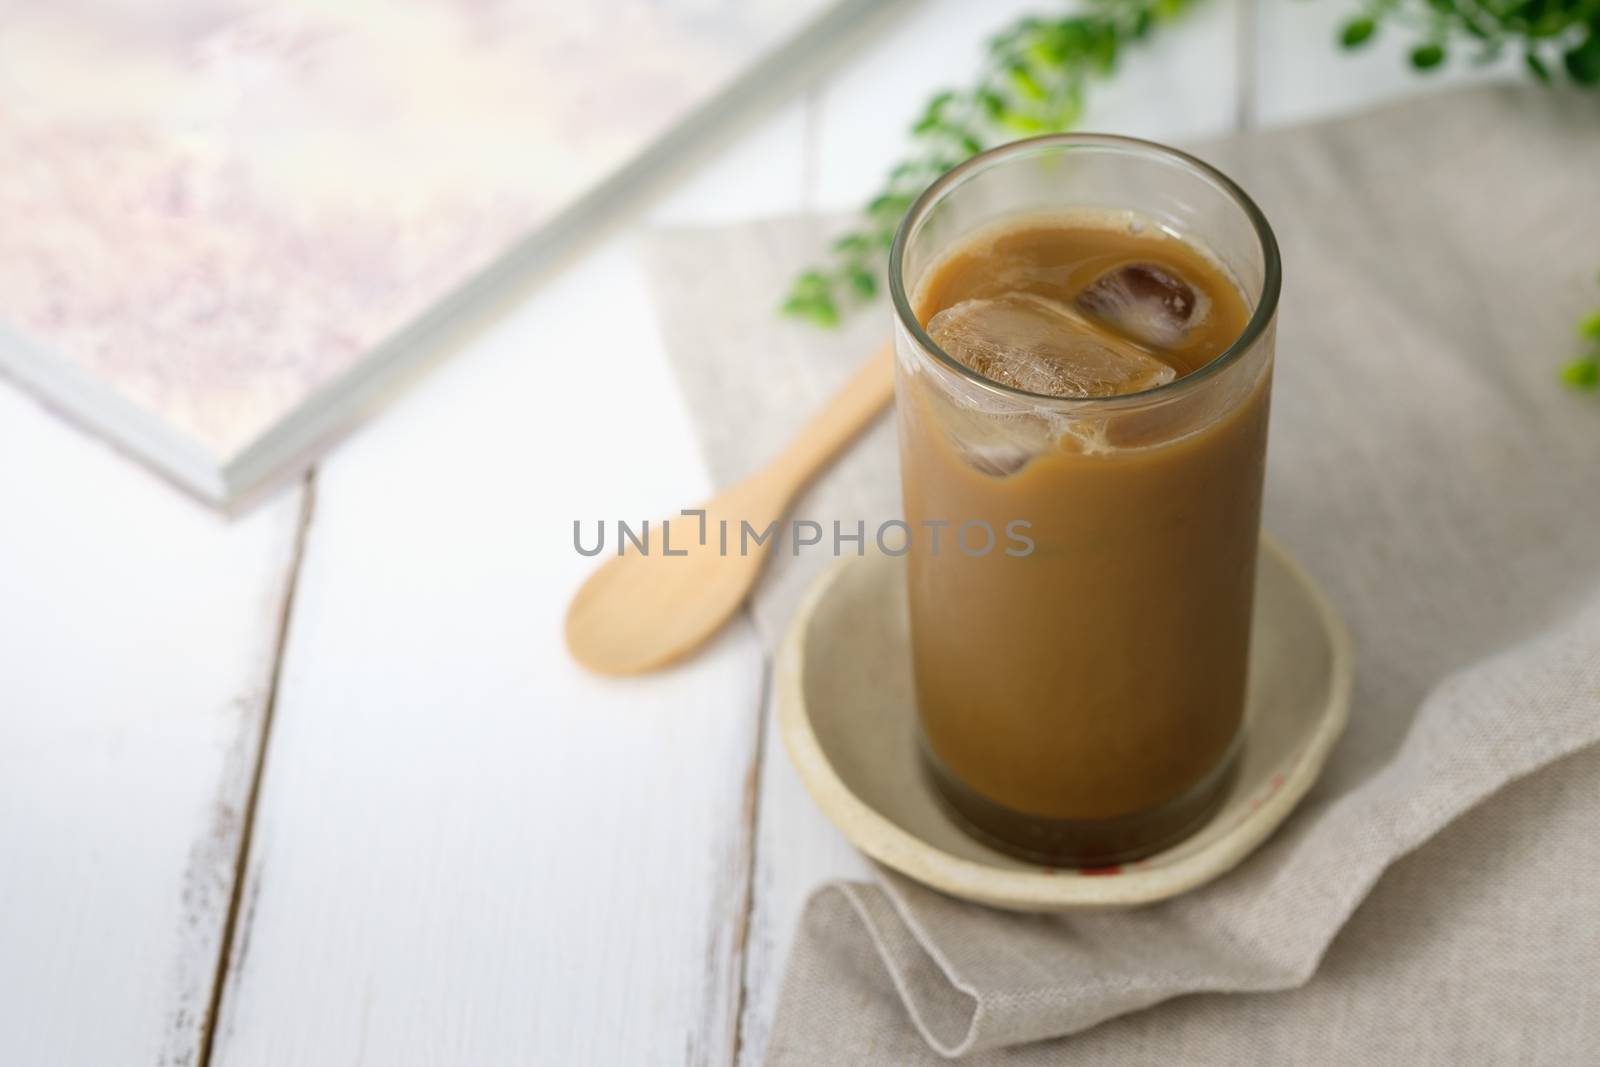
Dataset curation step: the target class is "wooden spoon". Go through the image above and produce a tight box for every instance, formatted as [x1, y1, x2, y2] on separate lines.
[565, 342, 895, 676]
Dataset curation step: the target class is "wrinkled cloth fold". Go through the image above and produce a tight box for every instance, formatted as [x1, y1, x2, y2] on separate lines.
[643, 85, 1600, 1064]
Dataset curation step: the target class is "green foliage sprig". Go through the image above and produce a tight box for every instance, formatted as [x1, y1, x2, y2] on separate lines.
[1338, 0, 1600, 85]
[1561, 280, 1600, 389]
[781, 0, 1194, 328]
[780, 0, 1597, 387]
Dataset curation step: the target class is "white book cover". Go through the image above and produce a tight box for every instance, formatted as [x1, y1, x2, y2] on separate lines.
[0, 0, 886, 506]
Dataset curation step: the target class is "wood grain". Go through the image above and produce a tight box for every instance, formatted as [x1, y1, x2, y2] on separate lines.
[0, 382, 304, 1066]
[203, 105, 807, 1067]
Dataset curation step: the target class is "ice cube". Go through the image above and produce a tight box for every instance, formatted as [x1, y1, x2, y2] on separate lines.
[1074, 262, 1210, 349]
[955, 422, 1046, 476]
[927, 291, 1177, 399]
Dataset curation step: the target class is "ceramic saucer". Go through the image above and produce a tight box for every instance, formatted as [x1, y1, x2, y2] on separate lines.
[775, 536, 1352, 910]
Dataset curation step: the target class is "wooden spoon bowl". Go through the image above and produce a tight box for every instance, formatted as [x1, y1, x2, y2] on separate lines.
[565, 343, 894, 675]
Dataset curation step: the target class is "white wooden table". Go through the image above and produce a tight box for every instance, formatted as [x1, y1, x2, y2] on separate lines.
[0, 3, 1506, 1064]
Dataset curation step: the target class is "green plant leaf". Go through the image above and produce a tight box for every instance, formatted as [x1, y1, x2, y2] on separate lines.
[1578, 310, 1600, 338]
[1563, 27, 1600, 84]
[1561, 355, 1600, 389]
[1341, 16, 1377, 47]
[1008, 62, 1047, 99]
[865, 192, 910, 218]
[999, 110, 1049, 133]
[793, 270, 830, 297]
[781, 291, 839, 328]
[1525, 49, 1552, 82]
[1085, 24, 1114, 71]
[1410, 42, 1447, 68]
[847, 266, 878, 297]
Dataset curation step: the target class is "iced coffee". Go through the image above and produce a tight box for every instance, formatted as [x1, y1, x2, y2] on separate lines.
[890, 136, 1280, 866]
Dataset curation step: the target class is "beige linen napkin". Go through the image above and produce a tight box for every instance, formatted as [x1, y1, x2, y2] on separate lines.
[644, 85, 1600, 1063]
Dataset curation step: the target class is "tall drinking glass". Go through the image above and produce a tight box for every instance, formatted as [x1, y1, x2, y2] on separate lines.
[889, 135, 1281, 866]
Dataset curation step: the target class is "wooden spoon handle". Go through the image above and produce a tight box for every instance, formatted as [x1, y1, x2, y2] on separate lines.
[766, 342, 895, 496]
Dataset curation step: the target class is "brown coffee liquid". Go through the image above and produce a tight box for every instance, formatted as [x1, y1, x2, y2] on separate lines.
[901, 214, 1268, 866]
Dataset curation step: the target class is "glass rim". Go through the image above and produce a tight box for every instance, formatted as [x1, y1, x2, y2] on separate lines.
[887, 132, 1282, 408]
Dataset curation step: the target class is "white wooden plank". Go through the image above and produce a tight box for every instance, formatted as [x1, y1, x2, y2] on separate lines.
[0, 384, 304, 1066]
[811, 0, 1246, 212]
[205, 104, 807, 1067]
[1253, 0, 1517, 127]
[735, 4, 1250, 1064]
